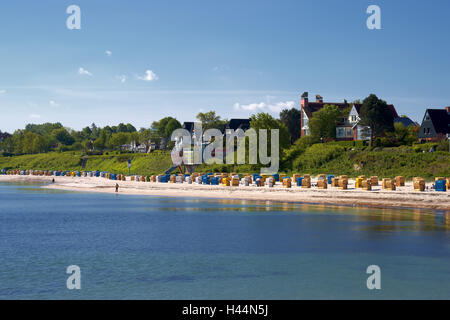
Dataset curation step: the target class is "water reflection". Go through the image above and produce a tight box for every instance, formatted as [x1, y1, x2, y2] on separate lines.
[2, 181, 449, 233]
[153, 198, 450, 232]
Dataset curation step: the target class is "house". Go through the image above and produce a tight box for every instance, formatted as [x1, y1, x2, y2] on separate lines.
[300, 92, 399, 141]
[417, 107, 450, 142]
[120, 142, 137, 152]
[120, 141, 148, 153]
[182, 122, 195, 135]
[394, 116, 418, 127]
[136, 144, 148, 153]
[301, 92, 352, 139]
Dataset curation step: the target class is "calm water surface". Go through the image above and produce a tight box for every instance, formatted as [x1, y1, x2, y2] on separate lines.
[0, 181, 449, 299]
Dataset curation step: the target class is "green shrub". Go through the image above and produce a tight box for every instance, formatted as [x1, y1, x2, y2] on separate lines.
[292, 144, 345, 171]
[412, 142, 439, 153]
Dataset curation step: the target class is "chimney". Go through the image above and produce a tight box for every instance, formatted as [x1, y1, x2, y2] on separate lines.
[301, 92, 309, 107]
[316, 95, 323, 103]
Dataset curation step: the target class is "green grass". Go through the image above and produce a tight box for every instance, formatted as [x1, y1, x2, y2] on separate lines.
[0, 145, 449, 180]
[284, 144, 450, 180]
[0, 151, 173, 176]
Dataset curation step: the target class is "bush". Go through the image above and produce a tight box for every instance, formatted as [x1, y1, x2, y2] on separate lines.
[436, 138, 449, 152]
[412, 142, 439, 153]
[292, 144, 345, 171]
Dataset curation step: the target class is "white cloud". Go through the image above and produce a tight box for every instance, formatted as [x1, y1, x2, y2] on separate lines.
[49, 100, 60, 107]
[29, 114, 41, 119]
[233, 102, 267, 112]
[116, 75, 127, 83]
[0, 90, 6, 94]
[234, 101, 296, 113]
[105, 50, 112, 57]
[137, 69, 158, 81]
[268, 101, 296, 112]
[78, 67, 93, 76]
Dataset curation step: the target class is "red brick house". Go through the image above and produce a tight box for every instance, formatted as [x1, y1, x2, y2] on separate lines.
[300, 92, 399, 141]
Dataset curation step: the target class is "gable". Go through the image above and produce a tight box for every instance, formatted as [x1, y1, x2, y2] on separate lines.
[349, 106, 359, 117]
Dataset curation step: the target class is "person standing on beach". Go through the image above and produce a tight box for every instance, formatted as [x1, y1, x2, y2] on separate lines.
[115, 183, 119, 193]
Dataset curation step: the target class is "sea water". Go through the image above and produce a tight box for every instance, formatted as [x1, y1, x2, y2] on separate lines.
[0, 181, 449, 299]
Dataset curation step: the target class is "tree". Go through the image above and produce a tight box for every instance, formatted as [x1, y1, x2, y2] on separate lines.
[90, 123, 99, 138]
[164, 118, 182, 139]
[359, 94, 395, 145]
[22, 132, 37, 154]
[81, 126, 92, 139]
[109, 132, 130, 150]
[94, 129, 109, 150]
[151, 117, 182, 148]
[126, 123, 137, 132]
[22, 132, 49, 154]
[52, 128, 75, 146]
[25, 123, 63, 136]
[308, 104, 341, 141]
[137, 129, 153, 151]
[10, 130, 25, 154]
[196, 111, 227, 131]
[82, 139, 94, 152]
[117, 123, 128, 133]
[387, 122, 418, 146]
[250, 113, 290, 151]
[279, 108, 301, 144]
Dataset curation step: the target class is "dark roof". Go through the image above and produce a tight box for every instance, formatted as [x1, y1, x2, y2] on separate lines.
[388, 105, 399, 118]
[394, 117, 418, 127]
[182, 122, 195, 133]
[303, 99, 399, 120]
[303, 102, 350, 118]
[226, 119, 251, 131]
[425, 109, 450, 134]
[352, 104, 398, 117]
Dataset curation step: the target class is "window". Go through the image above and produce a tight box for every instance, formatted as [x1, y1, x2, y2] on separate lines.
[351, 115, 357, 122]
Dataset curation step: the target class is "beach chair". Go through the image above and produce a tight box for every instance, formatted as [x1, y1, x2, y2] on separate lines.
[355, 178, 363, 188]
[301, 177, 311, 189]
[317, 179, 327, 189]
[338, 178, 348, 190]
[283, 178, 292, 188]
[395, 176, 405, 187]
[382, 178, 396, 191]
[331, 177, 339, 187]
[413, 178, 425, 192]
[370, 176, 379, 186]
[361, 179, 372, 191]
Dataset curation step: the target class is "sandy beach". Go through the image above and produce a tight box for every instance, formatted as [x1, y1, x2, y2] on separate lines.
[1, 174, 449, 211]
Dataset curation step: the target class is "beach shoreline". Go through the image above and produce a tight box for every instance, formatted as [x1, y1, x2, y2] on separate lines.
[1, 175, 449, 211]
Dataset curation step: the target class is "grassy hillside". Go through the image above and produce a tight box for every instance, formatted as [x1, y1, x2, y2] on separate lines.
[0, 145, 449, 180]
[198, 144, 450, 180]
[0, 151, 173, 176]
[287, 144, 450, 179]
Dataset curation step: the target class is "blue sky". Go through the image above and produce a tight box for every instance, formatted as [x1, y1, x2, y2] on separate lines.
[1, 0, 450, 132]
